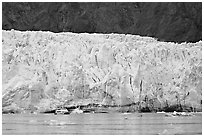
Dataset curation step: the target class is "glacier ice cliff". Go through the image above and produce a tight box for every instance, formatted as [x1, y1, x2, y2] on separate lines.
[2, 30, 202, 113]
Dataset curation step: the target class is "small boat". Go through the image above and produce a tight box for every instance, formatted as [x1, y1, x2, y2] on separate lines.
[172, 111, 178, 116]
[179, 112, 194, 116]
[165, 111, 194, 117]
[55, 109, 69, 115]
[71, 108, 83, 114]
[122, 112, 131, 115]
[157, 111, 165, 114]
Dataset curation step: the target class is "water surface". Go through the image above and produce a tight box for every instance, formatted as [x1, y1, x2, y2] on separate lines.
[2, 113, 202, 135]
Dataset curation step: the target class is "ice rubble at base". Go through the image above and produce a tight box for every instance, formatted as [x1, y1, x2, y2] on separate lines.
[2, 30, 202, 112]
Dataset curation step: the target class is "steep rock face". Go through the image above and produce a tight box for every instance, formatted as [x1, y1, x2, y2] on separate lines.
[2, 2, 202, 43]
[2, 30, 202, 112]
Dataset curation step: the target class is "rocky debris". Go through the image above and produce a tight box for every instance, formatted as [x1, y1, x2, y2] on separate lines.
[2, 30, 202, 113]
[2, 2, 202, 43]
[2, 103, 22, 114]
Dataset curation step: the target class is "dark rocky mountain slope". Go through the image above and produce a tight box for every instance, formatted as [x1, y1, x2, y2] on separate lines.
[2, 2, 202, 43]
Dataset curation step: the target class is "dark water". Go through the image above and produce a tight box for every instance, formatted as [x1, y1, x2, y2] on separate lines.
[2, 113, 202, 135]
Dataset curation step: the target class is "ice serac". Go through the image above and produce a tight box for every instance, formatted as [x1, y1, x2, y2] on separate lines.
[2, 30, 202, 113]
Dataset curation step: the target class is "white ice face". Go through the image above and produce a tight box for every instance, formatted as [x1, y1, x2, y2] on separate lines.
[2, 30, 202, 111]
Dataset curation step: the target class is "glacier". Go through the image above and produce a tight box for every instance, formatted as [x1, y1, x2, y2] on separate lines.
[2, 30, 202, 113]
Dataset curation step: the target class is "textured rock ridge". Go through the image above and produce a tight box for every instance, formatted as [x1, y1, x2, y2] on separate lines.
[2, 30, 202, 113]
[2, 2, 202, 43]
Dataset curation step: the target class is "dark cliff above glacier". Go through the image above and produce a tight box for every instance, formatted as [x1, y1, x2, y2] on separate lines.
[2, 2, 202, 43]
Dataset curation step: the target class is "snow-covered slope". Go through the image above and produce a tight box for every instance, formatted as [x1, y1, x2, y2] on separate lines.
[2, 30, 202, 112]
